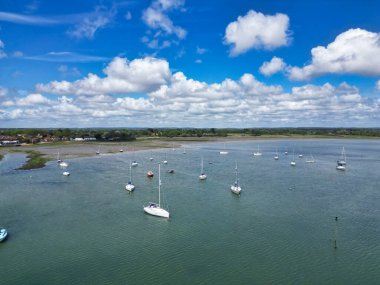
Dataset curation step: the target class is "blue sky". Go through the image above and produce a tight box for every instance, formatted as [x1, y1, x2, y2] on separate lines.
[0, 0, 380, 128]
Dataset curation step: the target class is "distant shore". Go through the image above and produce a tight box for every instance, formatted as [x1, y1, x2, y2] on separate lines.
[1, 135, 379, 169]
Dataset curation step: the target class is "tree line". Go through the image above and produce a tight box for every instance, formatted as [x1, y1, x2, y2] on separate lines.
[1, 128, 380, 141]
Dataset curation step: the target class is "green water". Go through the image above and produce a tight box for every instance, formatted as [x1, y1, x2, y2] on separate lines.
[0, 139, 379, 284]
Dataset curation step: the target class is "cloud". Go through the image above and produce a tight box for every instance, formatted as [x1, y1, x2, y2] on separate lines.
[224, 10, 290, 56]
[0, 40, 7, 59]
[259, 57, 286, 76]
[141, 0, 187, 50]
[67, 5, 116, 39]
[37, 56, 171, 95]
[196, 46, 207, 55]
[195, 59, 202, 64]
[142, 7, 186, 39]
[0, 86, 7, 97]
[58, 65, 81, 77]
[2, 57, 379, 127]
[288, 28, 380, 80]
[24, 51, 108, 62]
[125, 11, 132, 20]
[0, 11, 58, 25]
[12, 51, 24, 58]
[376, 80, 380, 91]
[16, 93, 52, 106]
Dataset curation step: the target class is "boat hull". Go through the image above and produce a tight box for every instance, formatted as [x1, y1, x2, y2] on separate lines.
[144, 205, 169, 218]
[231, 185, 241, 195]
[199, 174, 207, 180]
[0, 229, 8, 242]
[125, 184, 135, 191]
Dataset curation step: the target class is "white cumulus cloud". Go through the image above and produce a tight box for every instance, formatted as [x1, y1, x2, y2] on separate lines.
[288, 28, 380, 81]
[259, 57, 286, 76]
[37, 57, 171, 95]
[224, 10, 290, 56]
[16, 93, 52, 106]
[2, 56, 379, 127]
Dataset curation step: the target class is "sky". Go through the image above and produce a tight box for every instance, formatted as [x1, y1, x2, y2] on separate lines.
[0, 0, 380, 128]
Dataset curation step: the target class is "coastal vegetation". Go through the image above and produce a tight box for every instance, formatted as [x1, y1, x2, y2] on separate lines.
[1, 128, 380, 144]
[17, 150, 49, 170]
[0, 128, 380, 144]
[0, 153, 3, 161]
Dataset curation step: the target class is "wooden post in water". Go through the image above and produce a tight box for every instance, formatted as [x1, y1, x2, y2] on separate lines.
[334, 216, 338, 249]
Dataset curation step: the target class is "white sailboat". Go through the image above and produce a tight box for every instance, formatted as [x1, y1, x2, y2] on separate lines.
[336, 147, 346, 171]
[274, 148, 279, 160]
[96, 146, 100, 155]
[219, 143, 228, 155]
[126, 160, 135, 191]
[0, 228, 8, 242]
[59, 154, 69, 168]
[253, 145, 262, 156]
[231, 162, 242, 195]
[199, 156, 207, 180]
[57, 151, 62, 163]
[144, 164, 170, 218]
[131, 148, 138, 166]
[162, 152, 168, 164]
[290, 148, 296, 166]
[183, 146, 186, 154]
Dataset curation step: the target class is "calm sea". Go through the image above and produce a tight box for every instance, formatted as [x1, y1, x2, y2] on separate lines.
[0, 139, 379, 284]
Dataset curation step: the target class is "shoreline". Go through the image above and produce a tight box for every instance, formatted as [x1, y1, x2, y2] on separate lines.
[1, 135, 379, 167]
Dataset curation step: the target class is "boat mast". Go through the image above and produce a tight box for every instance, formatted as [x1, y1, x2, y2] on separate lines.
[129, 160, 132, 182]
[158, 164, 161, 207]
[235, 162, 238, 186]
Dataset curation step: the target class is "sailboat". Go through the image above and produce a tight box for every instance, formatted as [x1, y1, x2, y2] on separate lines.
[59, 161, 68, 168]
[290, 148, 296, 166]
[253, 145, 262, 156]
[59, 153, 68, 168]
[336, 147, 346, 171]
[183, 146, 186, 154]
[57, 151, 62, 163]
[199, 156, 207, 180]
[231, 162, 242, 195]
[0, 228, 8, 242]
[306, 153, 315, 163]
[274, 148, 279, 160]
[144, 164, 170, 218]
[62, 171, 70, 176]
[96, 146, 100, 155]
[219, 143, 228, 155]
[131, 148, 138, 166]
[125, 160, 135, 191]
[162, 152, 168, 164]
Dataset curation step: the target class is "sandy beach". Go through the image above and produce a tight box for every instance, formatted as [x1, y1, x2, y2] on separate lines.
[0, 136, 258, 161]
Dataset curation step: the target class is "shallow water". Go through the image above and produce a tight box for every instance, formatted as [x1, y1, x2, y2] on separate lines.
[0, 139, 379, 284]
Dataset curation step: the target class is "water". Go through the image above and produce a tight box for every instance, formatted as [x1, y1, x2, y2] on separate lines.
[0, 139, 380, 284]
